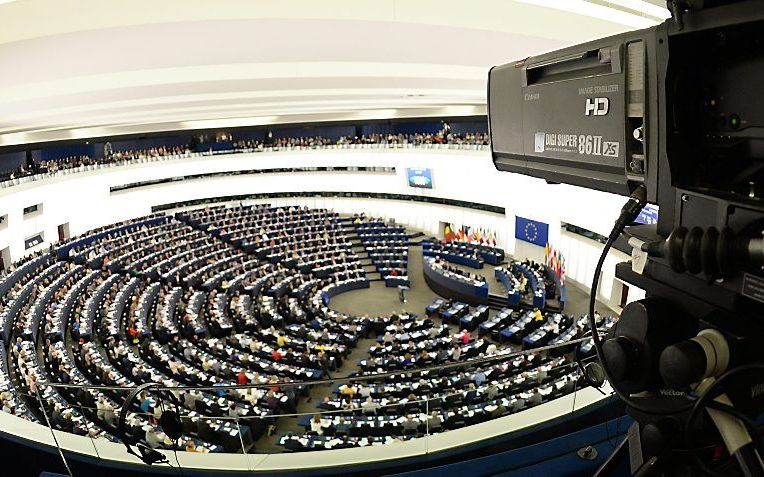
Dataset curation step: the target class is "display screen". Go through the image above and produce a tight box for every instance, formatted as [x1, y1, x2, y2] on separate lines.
[635, 204, 659, 225]
[407, 167, 433, 189]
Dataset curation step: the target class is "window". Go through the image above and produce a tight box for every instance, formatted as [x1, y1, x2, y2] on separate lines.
[25, 233, 44, 250]
[560, 222, 607, 244]
[23, 204, 41, 215]
[561, 222, 631, 254]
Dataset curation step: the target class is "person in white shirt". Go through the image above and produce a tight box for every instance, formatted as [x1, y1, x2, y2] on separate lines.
[96, 396, 106, 421]
[145, 426, 165, 449]
[310, 414, 324, 435]
[183, 392, 197, 410]
[101, 399, 116, 426]
[361, 397, 380, 414]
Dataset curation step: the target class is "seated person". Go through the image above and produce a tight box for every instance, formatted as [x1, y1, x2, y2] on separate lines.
[427, 411, 443, 431]
[464, 383, 477, 404]
[361, 397, 380, 414]
[310, 414, 325, 435]
[474, 368, 487, 387]
[145, 426, 165, 449]
[339, 384, 357, 407]
[528, 387, 543, 406]
[401, 415, 419, 433]
[185, 440, 210, 453]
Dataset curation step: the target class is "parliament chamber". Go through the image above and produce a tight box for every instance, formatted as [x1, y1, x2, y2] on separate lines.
[0, 1, 669, 475]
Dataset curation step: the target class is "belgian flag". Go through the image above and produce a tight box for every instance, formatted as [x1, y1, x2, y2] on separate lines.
[444, 223, 454, 241]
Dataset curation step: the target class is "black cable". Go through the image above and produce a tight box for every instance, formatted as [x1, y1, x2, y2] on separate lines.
[704, 401, 764, 476]
[585, 191, 762, 475]
[683, 363, 764, 477]
[574, 336, 607, 396]
[159, 399, 184, 477]
[704, 401, 762, 444]
[173, 447, 184, 477]
[572, 324, 603, 393]
[588, 185, 674, 414]
[588, 186, 695, 417]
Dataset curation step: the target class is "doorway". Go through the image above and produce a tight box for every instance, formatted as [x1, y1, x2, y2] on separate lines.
[0, 247, 10, 273]
[619, 282, 630, 308]
[57, 223, 70, 242]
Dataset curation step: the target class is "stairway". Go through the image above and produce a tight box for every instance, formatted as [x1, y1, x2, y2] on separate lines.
[362, 264, 378, 274]
[487, 293, 509, 310]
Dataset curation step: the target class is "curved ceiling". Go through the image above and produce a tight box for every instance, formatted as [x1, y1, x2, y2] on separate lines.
[0, 0, 669, 146]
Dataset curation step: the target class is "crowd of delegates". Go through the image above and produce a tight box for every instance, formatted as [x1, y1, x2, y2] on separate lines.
[232, 132, 489, 151]
[423, 239, 498, 269]
[39, 145, 192, 173]
[0, 203, 595, 455]
[517, 259, 558, 299]
[0, 146, 193, 184]
[278, 304, 584, 452]
[427, 257, 486, 287]
[0, 205, 395, 452]
[494, 258, 561, 312]
[0, 131, 489, 186]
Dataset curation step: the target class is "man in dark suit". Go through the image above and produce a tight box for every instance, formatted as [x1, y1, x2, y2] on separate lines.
[464, 383, 478, 404]
[51, 404, 66, 429]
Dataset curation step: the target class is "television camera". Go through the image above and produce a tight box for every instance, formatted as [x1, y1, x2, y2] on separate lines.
[489, 1, 764, 475]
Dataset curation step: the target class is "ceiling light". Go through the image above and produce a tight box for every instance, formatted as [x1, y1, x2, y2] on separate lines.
[516, 0, 668, 28]
[588, 0, 671, 21]
[178, 116, 279, 129]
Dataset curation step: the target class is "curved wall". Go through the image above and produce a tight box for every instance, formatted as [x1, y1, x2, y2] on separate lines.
[0, 148, 641, 308]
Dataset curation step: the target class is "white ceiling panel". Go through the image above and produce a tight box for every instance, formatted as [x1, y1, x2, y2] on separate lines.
[0, 0, 668, 145]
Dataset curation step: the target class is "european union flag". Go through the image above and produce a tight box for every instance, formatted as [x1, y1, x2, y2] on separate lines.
[515, 216, 549, 247]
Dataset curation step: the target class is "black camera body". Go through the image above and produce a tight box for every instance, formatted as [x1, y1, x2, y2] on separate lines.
[489, 1, 764, 474]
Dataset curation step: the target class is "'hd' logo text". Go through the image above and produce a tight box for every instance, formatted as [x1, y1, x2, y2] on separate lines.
[585, 97, 609, 116]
